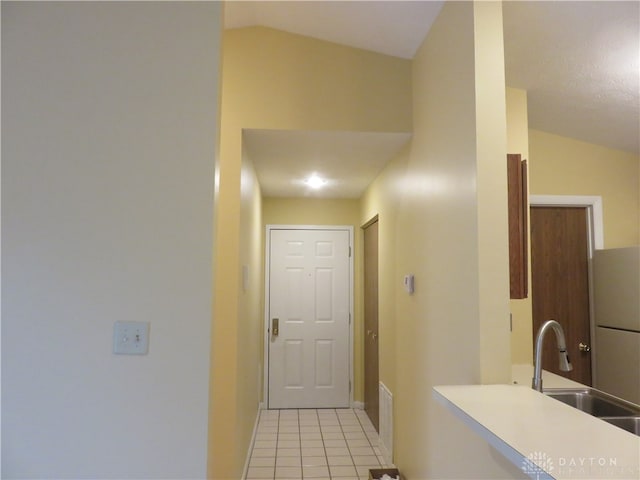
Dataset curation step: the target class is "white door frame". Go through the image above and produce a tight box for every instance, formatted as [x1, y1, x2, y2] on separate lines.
[529, 195, 603, 385]
[263, 225, 354, 409]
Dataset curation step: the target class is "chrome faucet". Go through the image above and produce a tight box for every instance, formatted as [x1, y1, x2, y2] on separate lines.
[532, 320, 573, 391]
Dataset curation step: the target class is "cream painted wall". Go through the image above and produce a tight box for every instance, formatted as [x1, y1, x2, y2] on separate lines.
[506, 88, 534, 364]
[2, 2, 220, 477]
[360, 146, 411, 399]
[529, 129, 640, 247]
[360, 3, 522, 478]
[235, 154, 264, 470]
[262, 197, 362, 400]
[211, 26, 412, 478]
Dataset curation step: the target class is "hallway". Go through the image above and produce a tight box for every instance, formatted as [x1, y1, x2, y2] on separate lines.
[246, 408, 391, 479]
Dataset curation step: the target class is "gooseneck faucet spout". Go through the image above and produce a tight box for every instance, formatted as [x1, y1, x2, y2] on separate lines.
[532, 320, 573, 392]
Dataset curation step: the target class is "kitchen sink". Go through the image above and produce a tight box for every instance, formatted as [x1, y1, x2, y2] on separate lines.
[544, 388, 640, 436]
[544, 388, 639, 417]
[599, 416, 640, 436]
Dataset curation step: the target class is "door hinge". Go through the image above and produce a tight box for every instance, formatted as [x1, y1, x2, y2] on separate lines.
[349, 380, 352, 393]
[349, 313, 351, 325]
[349, 246, 352, 257]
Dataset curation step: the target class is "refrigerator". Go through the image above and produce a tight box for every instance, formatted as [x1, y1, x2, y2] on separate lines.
[593, 246, 640, 404]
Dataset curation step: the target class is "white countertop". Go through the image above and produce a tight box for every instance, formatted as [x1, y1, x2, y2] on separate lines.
[511, 364, 585, 389]
[433, 382, 640, 480]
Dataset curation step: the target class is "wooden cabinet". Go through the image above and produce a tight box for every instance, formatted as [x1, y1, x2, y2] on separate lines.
[507, 154, 528, 299]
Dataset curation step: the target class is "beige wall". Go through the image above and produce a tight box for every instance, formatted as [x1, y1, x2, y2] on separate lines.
[506, 88, 534, 364]
[3, 3, 220, 477]
[236, 154, 264, 469]
[529, 129, 640, 247]
[360, 3, 521, 478]
[211, 26, 412, 478]
[360, 146, 411, 399]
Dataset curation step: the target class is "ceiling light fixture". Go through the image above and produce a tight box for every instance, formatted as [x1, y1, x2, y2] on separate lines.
[305, 174, 328, 189]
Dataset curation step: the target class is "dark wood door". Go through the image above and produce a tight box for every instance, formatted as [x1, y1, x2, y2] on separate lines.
[531, 206, 592, 385]
[363, 219, 379, 431]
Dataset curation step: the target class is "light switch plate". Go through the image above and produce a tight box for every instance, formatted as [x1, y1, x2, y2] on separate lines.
[113, 321, 149, 355]
[403, 274, 415, 294]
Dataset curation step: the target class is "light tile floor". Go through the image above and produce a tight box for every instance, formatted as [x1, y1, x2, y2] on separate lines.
[246, 408, 392, 480]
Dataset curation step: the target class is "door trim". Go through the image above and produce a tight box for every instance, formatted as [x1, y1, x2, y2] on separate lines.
[529, 195, 603, 250]
[263, 225, 354, 409]
[529, 195, 603, 386]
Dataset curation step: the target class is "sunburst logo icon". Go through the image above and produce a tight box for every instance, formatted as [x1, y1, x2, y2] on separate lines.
[521, 451, 554, 479]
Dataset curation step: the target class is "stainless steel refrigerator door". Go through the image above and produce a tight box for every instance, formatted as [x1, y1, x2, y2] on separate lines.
[595, 326, 640, 404]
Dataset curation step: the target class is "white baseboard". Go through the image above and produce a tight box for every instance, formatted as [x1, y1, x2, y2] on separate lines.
[352, 401, 364, 410]
[241, 408, 261, 480]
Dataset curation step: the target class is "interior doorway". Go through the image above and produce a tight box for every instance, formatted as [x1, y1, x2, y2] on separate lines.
[530, 206, 593, 385]
[363, 218, 379, 431]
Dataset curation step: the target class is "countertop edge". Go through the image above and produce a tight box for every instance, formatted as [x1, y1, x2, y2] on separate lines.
[432, 387, 553, 480]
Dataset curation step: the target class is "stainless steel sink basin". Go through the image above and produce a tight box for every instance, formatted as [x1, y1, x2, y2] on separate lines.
[600, 416, 640, 435]
[544, 388, 639, 416]
[544, 388, 640, 436]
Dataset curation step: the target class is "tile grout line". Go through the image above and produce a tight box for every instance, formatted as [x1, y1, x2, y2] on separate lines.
[339, 409, 357, 478]
[273, 409, 280, 480]
[297, 409, 303, 480]
[320, 408, 332, 480]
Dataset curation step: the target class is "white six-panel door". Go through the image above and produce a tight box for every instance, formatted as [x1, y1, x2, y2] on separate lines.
[268, 228, 351, 409]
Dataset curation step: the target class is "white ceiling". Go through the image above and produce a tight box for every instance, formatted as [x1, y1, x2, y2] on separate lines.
[225, 1, 640, 198]
[244, 130, 412, 198]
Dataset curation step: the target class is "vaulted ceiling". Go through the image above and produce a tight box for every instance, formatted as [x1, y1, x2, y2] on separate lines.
[225, 1, 639, 198]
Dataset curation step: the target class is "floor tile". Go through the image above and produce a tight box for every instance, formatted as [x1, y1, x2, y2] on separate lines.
[349, 446, 375, 456]
[279, 425, 300, 433]
[352, 455, 379, 466]
[319, 418, 340, 426]
[276, 456, 301, 467]
[322, 431, 345, 440]
[345, 431, 368, 440]
[277, 447, 301, 457]
[347, 439, 371, 448]
[300, 426, 321, 433]
[253, 440, 277, 449]
[275, 466, 301, 478]
[251, 448, 276, 458]
[301, 439, 324, 448]
[327, 455, 354, 466]
[342, 425, 364, 432]
[258, 420, 278, 427]
[256, 426, 278, 435]
[247, 409, 389, 480]
[329, 464, 357, 477]
[303, 465, 330, 478]
[324, 446, 349, 456]
[246, 466, 274, 479]
[301, 447, 326, 457]
[249, 456, 275, 467]
[302, 456, 327, 466]
[324, 439, 348, 448]
[321, 425, 342, 433]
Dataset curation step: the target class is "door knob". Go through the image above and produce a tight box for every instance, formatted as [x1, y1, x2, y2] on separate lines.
[372, 332, 378, 341]
[272, 318, 279, 337]
[579, 342, 590, 352]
